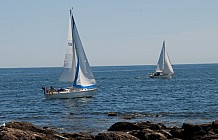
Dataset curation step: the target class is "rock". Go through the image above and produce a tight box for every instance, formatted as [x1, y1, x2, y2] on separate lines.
[1, 120, 218, 140]
[201, 134, 218, 140]
[62, 132, 95, 140]
[5, 121, 42, 132]
[129, 129, 168, 140]
[134, 121, 166, 130]
[107, 121, 218, 140]
[5, 121, 56, 135]
[0, 127, 53, 140]
[212, 120, 218, 130]
[108, 122, 141, 131]
[122, 114, 135, 120]
[182, 123, 202, 132]
[170, 126, 183, 139]
[159, 129, 174, 139]
[144, 131, 167, 140]
[182, 122, 216, 140]
[0, 121, 95, 140]
[128, 130, 146, 140]
[107, 112, 118, 116]
[95, 131, 139, 140]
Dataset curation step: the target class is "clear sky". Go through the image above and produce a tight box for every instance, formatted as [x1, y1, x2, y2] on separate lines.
[0, 0, 218, 68]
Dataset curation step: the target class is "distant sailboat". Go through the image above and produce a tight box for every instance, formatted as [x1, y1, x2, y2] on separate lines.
[43, 10, 97, 99]
[149, 41, 174, 78]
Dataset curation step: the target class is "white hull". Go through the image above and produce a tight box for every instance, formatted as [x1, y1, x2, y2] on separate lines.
[44, 88, 97, 99]
[149, 73, 173, 79]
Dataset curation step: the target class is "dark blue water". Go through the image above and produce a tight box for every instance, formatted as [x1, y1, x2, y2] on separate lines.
[0, 64, 218, 133]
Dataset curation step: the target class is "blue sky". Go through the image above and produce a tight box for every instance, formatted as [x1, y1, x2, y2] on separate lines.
[0, 0, 218, 68]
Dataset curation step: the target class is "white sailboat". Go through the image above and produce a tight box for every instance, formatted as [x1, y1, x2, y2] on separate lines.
[149, 41, 174, 78]
[43, 10, 97, 99]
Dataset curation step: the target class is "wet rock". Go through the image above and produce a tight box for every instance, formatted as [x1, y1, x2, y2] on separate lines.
[122, 114, 135, 120]
[108, 122, 141, 131]
[107, 112, 118, 116]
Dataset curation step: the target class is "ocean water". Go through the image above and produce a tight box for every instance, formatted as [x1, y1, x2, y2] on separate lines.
[0, 64, 218, 134]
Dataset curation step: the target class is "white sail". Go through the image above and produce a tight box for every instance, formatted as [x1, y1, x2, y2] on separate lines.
[156, 43, 164, 72]
[75, 67, 97, 88]
[59, 14, 76, 82]
[163, 51, 174, 74]
[59, 46, 75, 82]
[59, 10, 96, 88]
[155, 41, 174, 75]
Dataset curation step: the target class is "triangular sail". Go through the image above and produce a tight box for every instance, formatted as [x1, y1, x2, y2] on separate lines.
[59, 14, 76, 82]
[163, 51, 174, 74]
[155, 41, 174, 75]
[71, 13, 96, 88]
[156, 41, 165, 72]
[60, 10, 96, 88]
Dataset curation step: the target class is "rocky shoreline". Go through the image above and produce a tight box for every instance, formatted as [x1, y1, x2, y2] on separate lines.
[0, 120, 218, 140]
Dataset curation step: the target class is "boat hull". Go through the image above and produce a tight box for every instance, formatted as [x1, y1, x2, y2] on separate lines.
[149, 73, 173, 79]
[44, 88, 97, 99]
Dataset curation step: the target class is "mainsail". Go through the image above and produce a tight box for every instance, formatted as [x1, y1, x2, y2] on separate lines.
[59, 10, 96, 89]
[155, 41, 174, 75]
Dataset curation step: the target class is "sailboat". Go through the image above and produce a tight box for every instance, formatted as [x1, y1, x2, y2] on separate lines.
[43, 10, 97, 99]
[149, 41, 174, 78]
